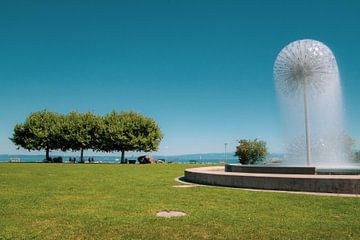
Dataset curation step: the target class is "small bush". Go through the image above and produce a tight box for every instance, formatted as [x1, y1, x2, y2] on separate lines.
[235, 139, 268, 165]
[353, 151, 360, 162]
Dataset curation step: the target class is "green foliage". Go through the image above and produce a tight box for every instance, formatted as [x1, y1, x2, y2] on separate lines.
[341, 134, 359, 163]
[354, 151, 360, 162]
[61, 112, 101, 162]
[11, 110, 63, 160]
[342, 134, 356, 160]
[95, 111, 163, 162]
[235, 138, 268, 164]
[11, 110, 163, 162]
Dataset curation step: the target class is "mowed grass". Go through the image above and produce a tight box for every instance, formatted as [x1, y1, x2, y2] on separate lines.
[0, 163, 359, 240]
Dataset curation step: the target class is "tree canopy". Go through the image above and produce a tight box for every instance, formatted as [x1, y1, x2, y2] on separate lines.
[11, 110, 63, 160]
[235, 139, 268, 165]
[11, 110, 163, 162]
[95, 111, 163, 163]
[61, 112, 100, 162]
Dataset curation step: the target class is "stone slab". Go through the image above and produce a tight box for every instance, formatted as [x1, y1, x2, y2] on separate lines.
[156, 211, 186, 218]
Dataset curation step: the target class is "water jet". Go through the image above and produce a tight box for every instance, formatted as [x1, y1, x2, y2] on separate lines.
[184, 40, 360, 194]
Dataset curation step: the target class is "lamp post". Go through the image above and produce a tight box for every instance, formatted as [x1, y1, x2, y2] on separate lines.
[224, 143, 228, 163]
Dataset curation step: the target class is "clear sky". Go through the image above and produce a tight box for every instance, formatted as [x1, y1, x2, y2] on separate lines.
[1, 0, 360, 156]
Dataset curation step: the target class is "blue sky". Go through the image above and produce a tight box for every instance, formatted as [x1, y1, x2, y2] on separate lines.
[1, 0, 360, 156]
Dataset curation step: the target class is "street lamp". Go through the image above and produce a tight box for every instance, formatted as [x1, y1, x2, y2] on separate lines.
[224, 143, 228, 163]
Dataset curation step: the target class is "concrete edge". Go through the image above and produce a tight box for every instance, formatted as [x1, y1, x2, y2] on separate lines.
[182, 166, 360, 197]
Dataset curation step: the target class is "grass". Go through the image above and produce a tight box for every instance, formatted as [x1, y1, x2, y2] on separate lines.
[0, 163, 359, 240]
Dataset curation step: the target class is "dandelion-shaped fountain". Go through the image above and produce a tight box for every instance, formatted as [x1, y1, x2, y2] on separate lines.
[274, 39, 347, 166]
[183, 39, 360, 194]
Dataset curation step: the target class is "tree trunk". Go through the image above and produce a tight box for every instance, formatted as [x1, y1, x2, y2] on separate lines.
[45, 147, 50, 161]
[121, 150, 125, 163]
[80, 148, 84, 163]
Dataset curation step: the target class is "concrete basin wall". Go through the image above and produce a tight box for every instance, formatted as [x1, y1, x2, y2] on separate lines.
[225, 164, 316, 174]
[185, 166, 360, 194]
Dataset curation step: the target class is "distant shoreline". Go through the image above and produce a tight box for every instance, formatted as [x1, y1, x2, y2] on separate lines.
[0, 153, 283, 164]
[0, 154, 240, 164]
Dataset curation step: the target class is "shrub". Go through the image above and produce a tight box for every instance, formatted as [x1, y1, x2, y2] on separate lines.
[235, 139, 268, 165]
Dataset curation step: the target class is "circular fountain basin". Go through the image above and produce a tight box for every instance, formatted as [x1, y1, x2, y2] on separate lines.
[317, 166, 360, 175]
[225, 164, 360, 175]
[225, 164, 316, 174]
[184, 165, 360, 195]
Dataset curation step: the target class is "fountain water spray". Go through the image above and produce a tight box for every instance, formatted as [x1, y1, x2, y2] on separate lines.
[183, 39, 360, 195]
[273, 39, 346, 166]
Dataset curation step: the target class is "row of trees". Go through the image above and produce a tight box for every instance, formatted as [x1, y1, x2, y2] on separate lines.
[11, 110, 163, 163]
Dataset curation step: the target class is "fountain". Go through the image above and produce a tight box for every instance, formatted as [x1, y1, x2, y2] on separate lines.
[274, 39, 350, 167]
[183, 39, 360, 194]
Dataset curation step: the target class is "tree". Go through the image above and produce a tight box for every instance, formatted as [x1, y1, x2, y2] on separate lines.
[11, 110, 63, 161]
[235, 139, 268, 165]
[61, 112, 100, 163]
[354, 151, 360, 162]
[95, 111, 163, 163]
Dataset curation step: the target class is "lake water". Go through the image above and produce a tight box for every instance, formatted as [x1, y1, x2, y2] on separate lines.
[0, 154, 240, 164]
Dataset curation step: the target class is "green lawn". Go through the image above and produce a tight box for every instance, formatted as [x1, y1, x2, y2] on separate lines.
[0, 163, 359, 240]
